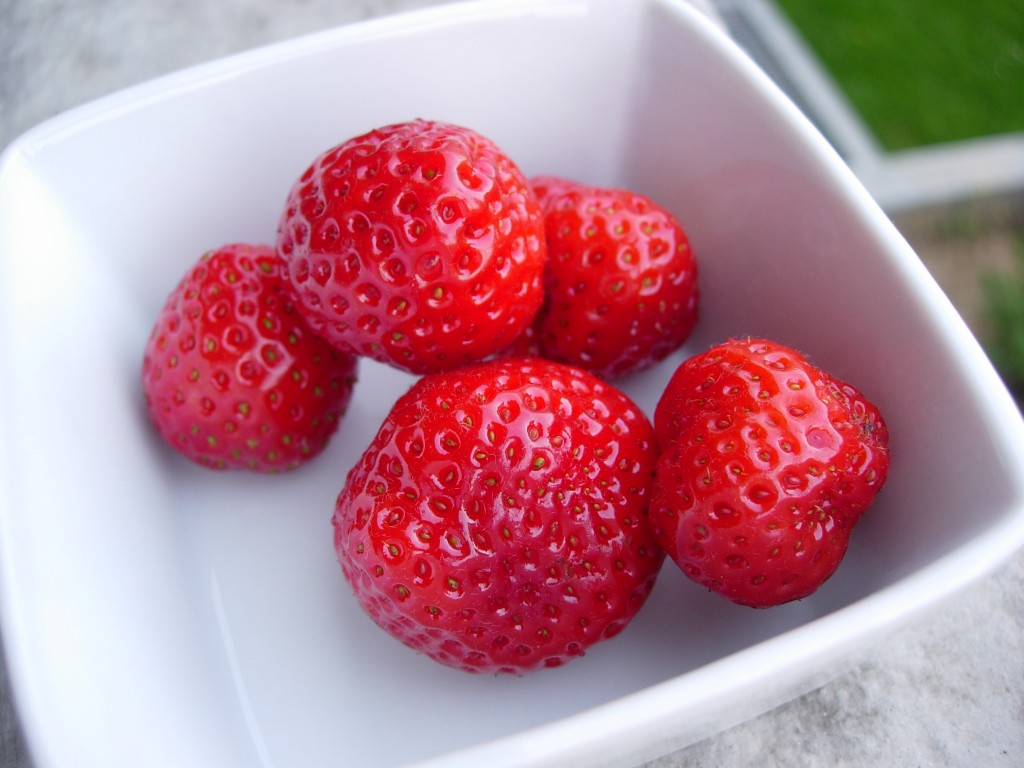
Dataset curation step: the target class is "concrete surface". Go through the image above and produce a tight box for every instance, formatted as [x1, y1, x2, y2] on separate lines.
[2, 1, 1022, 767]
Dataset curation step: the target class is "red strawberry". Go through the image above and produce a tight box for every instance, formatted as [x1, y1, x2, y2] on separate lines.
[650, 338, 889, 607]
[142, 243, 358, 472]
[332, 357, 663, 674]
[276, 119, 547, 375]
[525, 176, 698, 379]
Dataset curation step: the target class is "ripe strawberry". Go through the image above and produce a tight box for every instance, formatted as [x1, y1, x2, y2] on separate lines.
[142, 243, 358, 472]
[276, 119, 547, 375]
[525, 176, 698, 379]
[332, 357, 663, 674]
[650, 338, 889, 608]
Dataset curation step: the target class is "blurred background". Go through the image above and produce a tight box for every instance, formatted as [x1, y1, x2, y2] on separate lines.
[2, 1, 1022, 766]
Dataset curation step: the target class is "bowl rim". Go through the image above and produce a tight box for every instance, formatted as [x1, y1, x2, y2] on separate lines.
[3, 1, 1024, 767]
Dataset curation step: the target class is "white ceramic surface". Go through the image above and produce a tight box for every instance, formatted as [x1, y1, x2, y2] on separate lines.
[2, 1, 1024, 766]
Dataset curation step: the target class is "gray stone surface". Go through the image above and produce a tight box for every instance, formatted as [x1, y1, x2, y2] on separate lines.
[2, 1, 1023, 767]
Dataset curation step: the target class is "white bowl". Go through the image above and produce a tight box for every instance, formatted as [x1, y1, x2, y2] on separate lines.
[3, 1, 1024, 766]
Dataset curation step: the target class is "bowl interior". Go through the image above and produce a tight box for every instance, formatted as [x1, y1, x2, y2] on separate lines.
[2, 0, 1023, 766]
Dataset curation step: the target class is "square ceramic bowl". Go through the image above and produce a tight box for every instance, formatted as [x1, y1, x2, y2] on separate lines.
[3, 1, 1024, 766]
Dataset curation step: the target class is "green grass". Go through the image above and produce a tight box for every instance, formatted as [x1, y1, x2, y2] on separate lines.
[774, 0, 1024, 150]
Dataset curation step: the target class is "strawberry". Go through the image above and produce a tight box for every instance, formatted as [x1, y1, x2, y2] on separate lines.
[276, 119, 547, 375]
[650, 338, 889, 607]
[142, 243, 358, 472]
[332, 357, 663, 674]
[525, 176, 698, 379]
